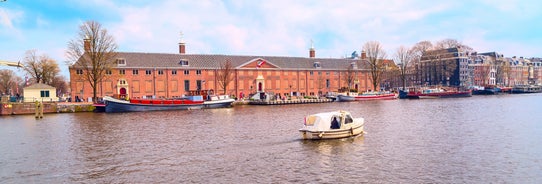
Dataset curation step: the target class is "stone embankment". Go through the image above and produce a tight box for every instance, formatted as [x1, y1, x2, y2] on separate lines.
[0, 102, 95, 116]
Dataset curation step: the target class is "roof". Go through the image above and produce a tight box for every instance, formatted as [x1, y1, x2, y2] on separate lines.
[24, 83, 55, 89]
[74, 52, 371, 71]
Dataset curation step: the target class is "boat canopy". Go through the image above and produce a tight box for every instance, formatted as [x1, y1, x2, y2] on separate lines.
[304, 111, 350, 131]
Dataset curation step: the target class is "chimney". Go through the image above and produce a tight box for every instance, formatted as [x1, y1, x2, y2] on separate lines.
[361, 50, 366, 59]
[178, 31, 186, 54]
[309, 39, 315, 58]
[179, 42, 186, 54]
[83, 37, 91, 53]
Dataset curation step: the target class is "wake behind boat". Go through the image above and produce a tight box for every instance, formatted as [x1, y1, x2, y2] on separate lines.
[299, 110, 364, 140]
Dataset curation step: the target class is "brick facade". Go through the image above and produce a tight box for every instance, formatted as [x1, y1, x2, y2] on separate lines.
[69, 44, 375, 101]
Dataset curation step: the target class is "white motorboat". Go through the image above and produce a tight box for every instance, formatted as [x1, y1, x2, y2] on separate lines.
[299, 110, 364, 140]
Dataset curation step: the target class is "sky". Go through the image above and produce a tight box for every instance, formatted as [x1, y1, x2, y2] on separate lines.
[1, 0, 542, 78]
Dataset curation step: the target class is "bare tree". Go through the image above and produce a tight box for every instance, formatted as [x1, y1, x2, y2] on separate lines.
[410, 41, 433, 86]
[216, 59, 234, 95]
[363, 41, 387, 91]
[342, 64, 356, 92]
[21, 50, 60, 85]
[496, 57, 511, 86]
[51, 75, 69, 96]
[0, 69, 19, 95]
[316, 74, 325, 96]
[394, 45, 414, 90]
[434, 38, 474, 52]
[67, 20, 118, 102]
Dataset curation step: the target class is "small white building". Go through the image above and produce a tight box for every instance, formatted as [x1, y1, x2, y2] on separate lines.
[23, 83, 59, 102]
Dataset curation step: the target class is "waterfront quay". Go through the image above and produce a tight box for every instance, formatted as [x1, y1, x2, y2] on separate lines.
[0, 98, 334, 116]
[0, 102, 94, 116]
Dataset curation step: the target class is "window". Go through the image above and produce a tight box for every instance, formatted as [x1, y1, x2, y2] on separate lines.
[313, 62, 321, 68]
[179, 59, 189, 66]
[116, 58, 126, 66]
[184, 80, 190, 91]
[158, 70, 164, 75]
[76, 69, 83, 75]
[146, 70, 152, 75]
[106, 70, 112, 75]
[196, 80, 202, 90]
[345, 115, 354, 124]
[172, 70, 177, 75]
[184, 70, 190, 75]
[196, 70, 202, 75]
[309, 71, 314, 75]
[119, 69, 125, 75]
[326, 79, 330, 88]
[119, 80, 126, 85]
[350, 62, 357, 69]
[40, 90, 50, 97]
[133, 69, 139, 75]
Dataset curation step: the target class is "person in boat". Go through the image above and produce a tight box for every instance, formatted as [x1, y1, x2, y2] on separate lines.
[330, 117, 340, 129]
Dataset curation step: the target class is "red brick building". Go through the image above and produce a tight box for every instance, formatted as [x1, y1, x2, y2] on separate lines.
[69, 41, 375, 101]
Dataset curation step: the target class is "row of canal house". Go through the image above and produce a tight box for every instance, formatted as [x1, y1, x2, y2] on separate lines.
[392, 47, 542, 89]
[69, 40, 379, 101]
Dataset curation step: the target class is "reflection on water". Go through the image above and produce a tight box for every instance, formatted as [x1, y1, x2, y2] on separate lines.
[1, 94, 542, 183]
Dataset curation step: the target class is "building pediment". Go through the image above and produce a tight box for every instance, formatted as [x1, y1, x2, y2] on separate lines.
[238, 58, 279, 69]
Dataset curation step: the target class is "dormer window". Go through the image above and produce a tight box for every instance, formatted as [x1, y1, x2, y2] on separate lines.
[350, 62, 357, 69]
[313, 62, 321, 68]
[179, 59, 189, 66]
[116, 58, 126, 66]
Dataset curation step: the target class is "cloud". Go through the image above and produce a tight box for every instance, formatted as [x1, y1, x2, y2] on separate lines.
[0, 8, 23, 37]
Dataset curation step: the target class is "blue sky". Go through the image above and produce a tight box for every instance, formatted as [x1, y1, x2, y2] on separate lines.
[1, 0, 542, 77]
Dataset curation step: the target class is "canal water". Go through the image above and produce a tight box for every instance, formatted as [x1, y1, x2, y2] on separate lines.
[1, 94, 542, 183]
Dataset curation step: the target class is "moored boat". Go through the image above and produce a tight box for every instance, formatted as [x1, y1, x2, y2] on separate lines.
[511, 85, 542, 94]
[203, 95, 235, 109]
[103, 96, 205, 113]
[299, 110, 364, 140]
[336, 91, 397, 101]
[471, 85, 508, 95]
[406, 87, 472, 99]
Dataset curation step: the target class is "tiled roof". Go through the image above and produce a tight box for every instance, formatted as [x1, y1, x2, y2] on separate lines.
[24, 83, 55, 89]
[77, 52, 368, 70]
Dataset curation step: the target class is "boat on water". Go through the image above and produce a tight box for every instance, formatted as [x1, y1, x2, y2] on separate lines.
[202, 95, 235, 108]
[98, 89, 236, 113]
[299, 110, 364, 140]
[404, 87, 472, 99]
[336, 91, 397, 102]
[102, 96, 205, 113]
[471, 85, 500, 95]
[511, 85, 542, 94]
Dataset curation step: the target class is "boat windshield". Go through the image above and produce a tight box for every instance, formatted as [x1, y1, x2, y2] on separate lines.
[344, 115, 353, 124]
[305, 115, 317, 126]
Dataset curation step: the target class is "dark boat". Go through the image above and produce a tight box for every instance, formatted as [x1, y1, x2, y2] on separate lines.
[404, 87, 472, 99]
[103, 96, 204, 113]
[93, 103, 106, 112]
[472, 86, 500, 95]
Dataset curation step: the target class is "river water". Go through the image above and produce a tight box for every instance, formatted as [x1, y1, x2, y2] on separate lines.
[1, 94, 542, 183]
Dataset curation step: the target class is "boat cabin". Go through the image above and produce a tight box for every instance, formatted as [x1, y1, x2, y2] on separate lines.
[303, 111, 355, 131]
